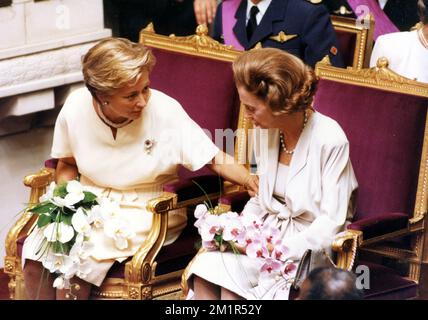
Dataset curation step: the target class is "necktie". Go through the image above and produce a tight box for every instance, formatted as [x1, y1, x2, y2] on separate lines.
[246, 5, 259, 42]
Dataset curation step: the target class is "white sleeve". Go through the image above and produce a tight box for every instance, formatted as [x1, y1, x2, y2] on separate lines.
[370, 37, 386, 68]
[50, 109, 73, 159]
[284, 142, 357, 260]
[241, 195, 264, 217]
[174, 104, 220, 172]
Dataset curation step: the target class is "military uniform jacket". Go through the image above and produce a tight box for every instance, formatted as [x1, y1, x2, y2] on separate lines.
[213, 0, 344, 68]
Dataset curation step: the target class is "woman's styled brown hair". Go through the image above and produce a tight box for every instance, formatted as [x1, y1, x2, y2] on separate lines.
[82, 37, 156, 97]
[418, 0, 428, 24]
[232, 48, 318, 114]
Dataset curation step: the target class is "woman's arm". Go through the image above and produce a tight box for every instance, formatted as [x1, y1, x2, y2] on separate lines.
[207, 150, 259, 196]
[55, 157, 78, 184]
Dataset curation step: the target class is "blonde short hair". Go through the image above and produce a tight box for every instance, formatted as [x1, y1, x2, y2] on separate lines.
[82, 37, 156, 96]
[232, 48, 318, 114]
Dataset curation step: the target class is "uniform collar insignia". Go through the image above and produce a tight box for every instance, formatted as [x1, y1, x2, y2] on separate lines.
[269, 31, 298, 43]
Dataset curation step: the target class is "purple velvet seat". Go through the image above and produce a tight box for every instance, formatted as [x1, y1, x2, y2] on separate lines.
[314, 80, 426, 230]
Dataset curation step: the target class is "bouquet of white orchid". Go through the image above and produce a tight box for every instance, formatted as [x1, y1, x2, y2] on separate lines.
[29, 180, 134, 291]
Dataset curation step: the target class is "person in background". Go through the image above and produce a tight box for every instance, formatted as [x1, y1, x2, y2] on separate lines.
[382, 0, 420, 31]
[104, 0, 198, 41]
[370, 0, 428, 83]
[212, 0, 344, 68]
[298, 267, 363, 300]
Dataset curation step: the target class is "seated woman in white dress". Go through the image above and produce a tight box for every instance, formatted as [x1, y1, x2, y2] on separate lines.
[184, 48, 358, 300]
[370, 0, 428, 83]
[21, 37, 258, 300]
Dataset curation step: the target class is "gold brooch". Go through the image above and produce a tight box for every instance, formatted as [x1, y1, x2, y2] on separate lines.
[269, 31, 298, 43]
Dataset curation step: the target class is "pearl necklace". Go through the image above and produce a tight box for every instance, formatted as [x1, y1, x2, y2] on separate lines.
[279, 110, 308, 155]
[95, 101, 133, 129]
[418, 28, 428, 49]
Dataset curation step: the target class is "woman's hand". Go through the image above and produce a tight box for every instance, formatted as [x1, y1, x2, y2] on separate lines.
[244, 174, 259, 197]
[194, 0, 218, 25]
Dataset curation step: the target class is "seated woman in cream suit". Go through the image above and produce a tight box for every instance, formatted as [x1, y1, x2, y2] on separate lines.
[184, 48, 358, 300]
[21, 38, 258, 300]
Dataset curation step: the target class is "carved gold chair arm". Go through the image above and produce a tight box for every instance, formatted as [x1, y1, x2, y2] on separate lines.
[124, 193, 177, 299]
[332, 230, 363, 271]
[5, 169, 54, 262]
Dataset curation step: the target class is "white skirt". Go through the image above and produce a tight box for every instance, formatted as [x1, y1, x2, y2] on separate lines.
[185, 249, 298, 300]
[22, 180, 187, 287]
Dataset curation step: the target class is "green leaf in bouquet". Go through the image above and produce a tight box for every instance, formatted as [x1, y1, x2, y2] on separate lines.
[61, 214, 73, 226]
[53, 183, 67, 198]
[52, 241, 71, 255]
[30, 202, 57, 215]
[214, 233, 223, 244]
[192, 180, 214, 210]
[82, 191, 97, 203]
[37, 214, 53, 228]
[62, 206, 75, 216]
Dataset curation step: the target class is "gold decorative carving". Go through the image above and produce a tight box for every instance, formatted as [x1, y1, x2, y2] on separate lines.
[140, 24, 242, 62]
[128, 286, 141, 300]
[142, 22, 155, 33]
[332, 230, 362, 270]
[8, 278, 16, 300]
[315, 57, 428, 97]
[141, 286, 152, 300]
[142, 263, 152, 283]
[147, 194, 176, 214]
[4, 258, 15, 274]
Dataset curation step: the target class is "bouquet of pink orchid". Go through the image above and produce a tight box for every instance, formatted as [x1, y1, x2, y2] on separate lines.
[194, 205, 297, 292]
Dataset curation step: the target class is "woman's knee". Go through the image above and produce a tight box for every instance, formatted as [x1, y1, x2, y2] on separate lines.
[23, 260, 45, 279]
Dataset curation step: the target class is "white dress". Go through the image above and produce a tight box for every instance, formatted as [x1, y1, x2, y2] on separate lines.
[22, 87, 219, 286]
[185, 111, 358, 299]
[370, 30, 428, 83]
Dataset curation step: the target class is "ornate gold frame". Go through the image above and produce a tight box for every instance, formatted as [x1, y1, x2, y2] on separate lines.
[331, 15, 375, 69]
[316, 58, 428, 285]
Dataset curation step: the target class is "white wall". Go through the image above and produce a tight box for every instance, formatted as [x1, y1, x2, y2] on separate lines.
[0, 126, 53, 267]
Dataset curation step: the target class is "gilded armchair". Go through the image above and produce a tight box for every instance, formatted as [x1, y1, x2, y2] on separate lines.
[314, 57, 428, 299]
[215, 57, 428, 299]
[4, 24, 251, 300]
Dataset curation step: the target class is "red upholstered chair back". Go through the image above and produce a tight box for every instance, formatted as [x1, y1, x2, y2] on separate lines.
[148, 48, 240, 180]
[334, 29, 357, 67]
[313, 63, 428, 223]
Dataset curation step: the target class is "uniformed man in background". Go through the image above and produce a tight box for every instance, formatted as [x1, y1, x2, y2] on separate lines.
[213, 0, 344, 68]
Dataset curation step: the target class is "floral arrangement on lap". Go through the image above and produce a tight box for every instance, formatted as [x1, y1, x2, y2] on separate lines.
[194, 204, 297, 290]
[29, 180, 134, 291]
